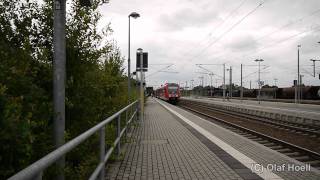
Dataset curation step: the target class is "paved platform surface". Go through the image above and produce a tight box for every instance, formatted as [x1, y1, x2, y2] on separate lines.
[106, 98, 320, 179]
[163, 99, 320, 180]
[106, 98, 248, 180]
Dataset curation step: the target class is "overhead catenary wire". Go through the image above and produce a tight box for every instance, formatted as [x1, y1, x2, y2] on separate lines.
[181, 0, 248, 56]
[242, 65, 269, 79]
[146, 64, 175, 78]
[207, 7, 320, 63]
[247, 25, 320, 57]
[256, 8, 320, 41]
[187, 0, 266, 62]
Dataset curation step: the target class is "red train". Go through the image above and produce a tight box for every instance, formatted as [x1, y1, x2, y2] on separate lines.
[155, 83, 181, 104]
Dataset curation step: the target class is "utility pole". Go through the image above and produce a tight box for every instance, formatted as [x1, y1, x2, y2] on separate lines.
[296, 45, 301, 104]
[185, 81, 188, 96]
[240, 64, 243, 101]
[230, 66, 232, 98]
[201, 76, 204, 86]
[191, 79, 194, 96]
[199, 76, 204, 96]
[227, 66, 232, 98]
[209, 73, 213, 96]
[274, 78, 278, 99]
[53, 0, 66, 179]
[223, 63, 226, 101]
[254, 59, 264, 104]
[300, 75, 303, 101]
[250, 80, 252, 89]
[195, 63, 225, 99]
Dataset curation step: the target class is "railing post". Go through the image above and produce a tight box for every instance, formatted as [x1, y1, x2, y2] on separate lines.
[136, 100, 139, 122]
[117, 115, 121, 158]
[33, 171, 43, 180]
[129, 104, 133, 133]
[99, 126, 105, 180]
[136, 102, 139, 121]
[125, 109, 128, 139]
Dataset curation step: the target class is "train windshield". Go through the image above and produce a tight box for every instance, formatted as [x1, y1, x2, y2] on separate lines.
[168, 85, 179, 93]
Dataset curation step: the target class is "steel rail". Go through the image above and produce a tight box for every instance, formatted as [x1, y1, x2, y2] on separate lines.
[182, 100, 320, 136]
[179, 104, 320, 162]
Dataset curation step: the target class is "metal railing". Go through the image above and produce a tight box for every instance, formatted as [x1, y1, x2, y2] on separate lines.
[9, 100, 139, 180]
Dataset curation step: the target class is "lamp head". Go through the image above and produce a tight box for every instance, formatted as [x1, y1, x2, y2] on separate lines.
[254, 59, 264, 62]
[129, 12, 140, 19]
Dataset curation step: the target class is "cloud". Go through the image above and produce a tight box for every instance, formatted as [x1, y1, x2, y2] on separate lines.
[99, 0, 320, 88]
[225, 34, 258, 52]
[158, 7, 220, 31]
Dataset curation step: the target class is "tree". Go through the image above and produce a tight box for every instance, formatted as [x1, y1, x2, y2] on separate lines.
[0, 0, 131, 179]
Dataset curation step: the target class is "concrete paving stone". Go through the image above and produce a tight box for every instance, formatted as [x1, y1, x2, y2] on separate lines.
[164, 99, 320, 180]
[106, 98, 246, 180]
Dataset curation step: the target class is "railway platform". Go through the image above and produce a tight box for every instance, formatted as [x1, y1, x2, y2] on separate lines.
[105, 98, 320, 180]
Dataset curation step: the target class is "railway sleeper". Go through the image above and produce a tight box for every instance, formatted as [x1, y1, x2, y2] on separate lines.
[276, 148, 292, 153]
[283, 152, 300, 156]
[256, 140, 270, 144]
[262, 142, 275, 147]
[269, 145, 283, 150]
[248, 137, 263, 141]
[294, 156, 310, 161]
[242, 134, 255, 138]
[305, 160, 320, 166]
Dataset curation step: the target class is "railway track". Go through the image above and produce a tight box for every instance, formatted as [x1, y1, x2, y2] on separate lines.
[181, 100, 320, 137]
[178, 100, 320, 170]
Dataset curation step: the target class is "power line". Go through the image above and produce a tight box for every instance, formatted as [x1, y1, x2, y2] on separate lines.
[243, 65, 269, 79]
[182, 0, 248, 56]
[188, 1, 266, 62]
[256, 8, 320, 41]
[206, 7, 320, 63]
[146, 64, 174, 78]
[248, 25, 320, 56]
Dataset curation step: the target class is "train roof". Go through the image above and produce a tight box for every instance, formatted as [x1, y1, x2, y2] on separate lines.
[165, 83, 179, 86]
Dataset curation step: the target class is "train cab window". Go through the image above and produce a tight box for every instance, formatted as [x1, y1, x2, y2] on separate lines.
[168, 86, 179, 93]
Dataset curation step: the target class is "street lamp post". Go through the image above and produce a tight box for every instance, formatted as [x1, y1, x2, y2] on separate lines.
[128, 12, 140, 103]
[296, 45, 301, 104]
[254, 59, 264, 104]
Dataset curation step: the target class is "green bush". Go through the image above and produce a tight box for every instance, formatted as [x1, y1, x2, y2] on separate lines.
[0, 0, 135, 179]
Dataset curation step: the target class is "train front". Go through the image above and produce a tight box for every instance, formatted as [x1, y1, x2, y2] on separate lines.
[167, 83, 180, 104]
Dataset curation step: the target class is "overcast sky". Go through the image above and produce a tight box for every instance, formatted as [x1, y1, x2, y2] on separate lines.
[98, 0, 320, 89]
